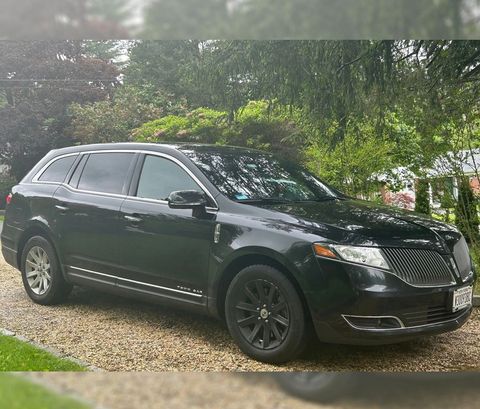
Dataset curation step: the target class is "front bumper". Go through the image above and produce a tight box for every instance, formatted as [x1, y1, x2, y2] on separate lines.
[306, 256, 475, 345]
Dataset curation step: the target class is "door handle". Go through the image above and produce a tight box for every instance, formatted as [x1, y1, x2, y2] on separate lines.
[55, 205, 69, 212]
[124, 215, 143, 223]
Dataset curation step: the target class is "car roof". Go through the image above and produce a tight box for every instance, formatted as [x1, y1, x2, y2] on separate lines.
[49, 142, 268, 157]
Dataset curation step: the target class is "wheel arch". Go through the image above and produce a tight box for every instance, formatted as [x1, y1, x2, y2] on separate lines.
[16, 220, 62, 272]
[214, 248, 312, 323]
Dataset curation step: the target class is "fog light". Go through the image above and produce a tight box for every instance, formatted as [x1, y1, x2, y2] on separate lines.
[343, 315, 404, 330]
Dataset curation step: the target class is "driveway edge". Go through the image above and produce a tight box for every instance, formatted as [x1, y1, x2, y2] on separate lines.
[474, 295, 480, 307]
[0, 327, 102, 372]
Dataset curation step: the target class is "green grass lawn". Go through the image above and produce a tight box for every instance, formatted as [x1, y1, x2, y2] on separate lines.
[0, 374, 90, 409]
[0, 215, 4, 221]
[0, 334, 85, 372]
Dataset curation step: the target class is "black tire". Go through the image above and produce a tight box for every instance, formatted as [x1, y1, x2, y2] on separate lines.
[225, 264, 307, 364]
[21, 236, 72, 305]
[275, 372, 353, 403]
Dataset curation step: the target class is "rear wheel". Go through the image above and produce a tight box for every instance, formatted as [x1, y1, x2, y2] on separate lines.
[225, 264, 307, 364]
[21, 236, 72, 305]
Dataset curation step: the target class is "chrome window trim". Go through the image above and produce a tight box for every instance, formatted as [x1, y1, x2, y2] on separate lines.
[68, 265, 204, 298]
[28, 149, 219, 210]
[315, 255, 457, 288]
[31, 152, 80, 184]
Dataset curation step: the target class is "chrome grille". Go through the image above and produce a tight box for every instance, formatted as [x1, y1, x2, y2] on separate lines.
[452, 237, 472, 280]
[382, 248, 455, 287]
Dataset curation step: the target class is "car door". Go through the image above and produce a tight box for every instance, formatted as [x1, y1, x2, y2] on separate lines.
[118, 153, 217, 302]
[53, 151, 138, 286]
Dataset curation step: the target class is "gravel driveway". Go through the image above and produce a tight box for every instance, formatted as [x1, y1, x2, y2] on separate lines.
[1, 255, 479, 371]
[25, 373, 480, 409]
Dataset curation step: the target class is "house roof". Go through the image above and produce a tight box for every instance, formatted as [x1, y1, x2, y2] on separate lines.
[378, 149, 480, 183]
[428, 149, 480, 178]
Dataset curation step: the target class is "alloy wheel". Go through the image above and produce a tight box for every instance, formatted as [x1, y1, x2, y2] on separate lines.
[25, 246, 52, 295]
[234, 279, 290, 350]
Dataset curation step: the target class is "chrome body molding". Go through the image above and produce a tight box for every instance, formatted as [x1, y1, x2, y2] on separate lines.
[67, 265, 204, 298]
[342, 309, 471, 332]
[342, 314, 406, 331]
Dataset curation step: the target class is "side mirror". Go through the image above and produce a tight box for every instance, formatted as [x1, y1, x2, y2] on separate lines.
[168, 190, 208, 210]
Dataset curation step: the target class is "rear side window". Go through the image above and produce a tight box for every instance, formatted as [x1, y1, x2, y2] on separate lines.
[38, 155, 77, 183]
[77, 153, 135, 195]
[136, 155, 200, 201]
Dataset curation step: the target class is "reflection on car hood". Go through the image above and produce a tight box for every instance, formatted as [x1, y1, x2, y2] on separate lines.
[263, 199, 459, 251]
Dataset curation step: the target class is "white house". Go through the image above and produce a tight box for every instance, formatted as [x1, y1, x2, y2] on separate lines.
[379, 149, 480, 211]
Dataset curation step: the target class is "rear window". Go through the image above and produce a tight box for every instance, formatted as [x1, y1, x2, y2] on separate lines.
[77, 153, 135, 195]
[38, 155, 77, 183]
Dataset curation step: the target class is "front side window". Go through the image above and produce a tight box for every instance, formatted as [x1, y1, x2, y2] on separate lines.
[182, 149, 339, 203]
[38, 155, 77, 183]
[77, 153, 135, 195]
[136, 155, 200, 201]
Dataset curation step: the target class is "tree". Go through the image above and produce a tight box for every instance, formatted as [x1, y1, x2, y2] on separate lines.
[0, 0, 130, 39]
[142, 0, 229, 38]
[125, 41, 211, 107]
[69, 85, 184, 144]
[0, 41, 119, 180]
[140, 0, 476, 39]
[455, 177, 480, 243]
[415, 179, 431, 215]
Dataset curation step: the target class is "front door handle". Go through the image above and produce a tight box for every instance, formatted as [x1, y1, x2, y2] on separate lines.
[124, 215, 143, 224]
[55, 205, 69, 212]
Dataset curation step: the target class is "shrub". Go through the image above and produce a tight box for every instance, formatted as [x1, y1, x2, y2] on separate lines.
[131, 101, 306, 159]
[132, 108, 228, 144]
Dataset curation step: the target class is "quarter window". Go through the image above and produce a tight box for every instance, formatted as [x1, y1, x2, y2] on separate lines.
[77, 153, 135, 195]
[38, 155, 77, 183]
[136, 155, 200, 201]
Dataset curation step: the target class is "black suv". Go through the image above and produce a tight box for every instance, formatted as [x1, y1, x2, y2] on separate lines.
[1, 143, 476, 363]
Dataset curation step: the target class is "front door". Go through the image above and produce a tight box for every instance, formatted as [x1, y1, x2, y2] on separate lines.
[118, 154, 217, 302]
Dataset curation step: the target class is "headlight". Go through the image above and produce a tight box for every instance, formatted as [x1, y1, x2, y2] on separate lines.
[313, 243, 390, 270]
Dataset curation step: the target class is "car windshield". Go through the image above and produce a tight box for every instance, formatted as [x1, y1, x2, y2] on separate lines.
[182, 148, 339, 203]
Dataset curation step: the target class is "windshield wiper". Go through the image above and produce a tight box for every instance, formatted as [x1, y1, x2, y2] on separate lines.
[237, 198, 294, 205]
[310, 196, 338, 202]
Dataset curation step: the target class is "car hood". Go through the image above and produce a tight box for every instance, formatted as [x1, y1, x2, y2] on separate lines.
[262, 199, 459, 252]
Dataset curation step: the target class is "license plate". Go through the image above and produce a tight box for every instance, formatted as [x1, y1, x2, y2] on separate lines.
[452, 286, 473, 312]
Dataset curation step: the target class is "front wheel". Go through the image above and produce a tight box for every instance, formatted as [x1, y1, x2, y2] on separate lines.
[21, 236, 72, 305]
[225, 264, 307, 364]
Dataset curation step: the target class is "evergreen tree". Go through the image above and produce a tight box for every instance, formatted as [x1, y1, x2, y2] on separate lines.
[455, 177, 480, 243]
[415, 179, 431, 215]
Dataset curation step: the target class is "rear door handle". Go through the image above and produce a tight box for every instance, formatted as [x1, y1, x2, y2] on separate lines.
[55, 205, 69, 212]
[124, 215, 143, 223]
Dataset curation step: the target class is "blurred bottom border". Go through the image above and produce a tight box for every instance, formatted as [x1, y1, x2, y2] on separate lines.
[2, 372, 480, 409]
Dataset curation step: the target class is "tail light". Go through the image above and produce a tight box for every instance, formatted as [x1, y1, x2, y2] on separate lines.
[6, 193, 12, 206]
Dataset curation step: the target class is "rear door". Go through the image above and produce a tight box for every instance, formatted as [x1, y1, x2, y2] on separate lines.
[118, 153, 217, 302]
[53, 151, 138, 285]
